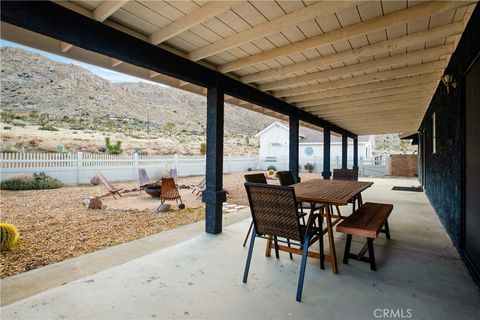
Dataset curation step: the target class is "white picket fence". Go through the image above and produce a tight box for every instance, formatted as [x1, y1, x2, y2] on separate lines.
[0, 152, 389, 185]
[0, 152, 258, 185]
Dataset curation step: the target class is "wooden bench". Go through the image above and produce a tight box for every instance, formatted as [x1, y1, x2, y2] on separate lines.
[336, 202, 393, 271]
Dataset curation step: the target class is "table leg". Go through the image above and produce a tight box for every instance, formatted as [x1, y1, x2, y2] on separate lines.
[325, 204, 338, 274]
[358, 193, 363, 206]
[265, 235, 272, 257]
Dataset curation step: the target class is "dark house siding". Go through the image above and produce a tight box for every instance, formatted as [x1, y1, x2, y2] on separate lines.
[419, 4, 480, 247]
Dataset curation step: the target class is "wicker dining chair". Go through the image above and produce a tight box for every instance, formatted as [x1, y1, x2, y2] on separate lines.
[333, 169, 360, 214]
[244, 173, 268, 184]
[160, 177, 185, 209]
[242, 173, 268, 247]
[243, 183, 324, 302]
[276, 171, 324, 216]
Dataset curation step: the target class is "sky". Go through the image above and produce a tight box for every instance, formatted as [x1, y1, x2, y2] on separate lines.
[0, 39, 149, 83]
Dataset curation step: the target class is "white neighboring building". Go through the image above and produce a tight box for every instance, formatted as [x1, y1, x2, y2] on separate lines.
[256, 121, 375, 162]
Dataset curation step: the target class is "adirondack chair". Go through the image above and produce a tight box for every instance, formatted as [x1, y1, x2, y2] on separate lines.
[138, 168, 153, 194]
[160, 177, 185, 209]
[96, 171, 124, 199]
[191, 177, 206, 199]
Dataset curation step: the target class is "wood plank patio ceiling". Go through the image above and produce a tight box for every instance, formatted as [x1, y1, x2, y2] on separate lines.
[4, 0, 477, 135]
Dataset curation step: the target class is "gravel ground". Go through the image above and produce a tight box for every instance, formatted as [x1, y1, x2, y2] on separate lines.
[0, 171, 318, 278]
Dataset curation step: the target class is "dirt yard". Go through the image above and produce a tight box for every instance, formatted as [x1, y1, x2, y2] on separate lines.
[2, 171, 311, 278]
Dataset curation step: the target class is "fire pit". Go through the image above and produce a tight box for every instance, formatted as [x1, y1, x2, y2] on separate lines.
[145, 184, 161, 197]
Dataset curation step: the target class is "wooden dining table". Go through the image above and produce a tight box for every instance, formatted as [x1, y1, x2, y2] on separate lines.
[292, 179, 373, 274]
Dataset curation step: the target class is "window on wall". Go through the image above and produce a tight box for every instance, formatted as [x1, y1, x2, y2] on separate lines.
[432, 112, 436, 154]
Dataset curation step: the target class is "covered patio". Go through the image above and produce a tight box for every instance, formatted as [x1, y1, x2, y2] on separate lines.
[2, 178, 479, 318]
[1, 0, 480, 317]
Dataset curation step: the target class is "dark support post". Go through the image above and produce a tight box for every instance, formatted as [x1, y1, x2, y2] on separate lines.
[202, 77, 226, 234]
[342, 134, 348, 169]
[322, 128, 331, 179]
[353, 136, 359, 171]
[289, 115, 300, 183]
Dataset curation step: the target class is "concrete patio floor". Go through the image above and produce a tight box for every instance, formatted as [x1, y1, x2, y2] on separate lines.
[1, 178, 479, 319]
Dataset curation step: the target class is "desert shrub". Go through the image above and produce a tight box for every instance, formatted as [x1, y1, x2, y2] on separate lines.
[304, 162, 315, 173]
[104, 137, 123, 155]
[56, 144, 66, 153]
[199, 142, 206, 155]
[0, 223, 19, 251]
[90, 176, 100, 186]
[38, 125, 59, 131]
[162, 122, 176, 136]
[0, 109, 14, 123]
[0, 172, 64, 190]
[267, 165, 276, 171]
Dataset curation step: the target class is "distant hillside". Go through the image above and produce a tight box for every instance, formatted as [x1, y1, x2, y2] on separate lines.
[0, 46, 273, 136]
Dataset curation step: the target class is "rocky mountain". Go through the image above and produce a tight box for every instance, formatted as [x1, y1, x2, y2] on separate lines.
[0, 46, 273, 136]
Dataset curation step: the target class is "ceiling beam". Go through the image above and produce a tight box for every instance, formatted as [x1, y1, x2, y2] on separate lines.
[148, 71, 160, 78]
[310, 101, 429, 117]
[93, 0, 129, 22]
[274, 60, 446, 97]
[188, 1, 354, 61]
[326, 116, 425, 129]
[340, 118, 423, 127]
[286, 73, 440, 103]
[218, 0, 472, 73]
[303, 96, 428, 112]
[296, 84, 435, 108]
[148, 1, 241, 45]
[53, 0, 129, 55]
[246, 21, 460, 84]
[323, 114, 427, 125]
[325, 113, 426, 125]
[259, 43, 453, 91]
[59, 41, 73, 52]
[111, 58, 123, 67]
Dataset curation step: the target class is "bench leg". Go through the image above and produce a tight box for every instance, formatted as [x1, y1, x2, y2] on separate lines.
[343, 234, 352, 264]
[319, 217, 325, 270]
[367, 238, 376, 271]
[384, 220, 391, 239]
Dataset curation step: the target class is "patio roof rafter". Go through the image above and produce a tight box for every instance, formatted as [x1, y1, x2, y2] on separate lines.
[217, 0, 471, 73]
[295, 85, 435, 108]
[148, 1, 242, 46]
[0, 0, 355, 138]
[187, 1, 355, 61]
[305, 97, 430, 113]
[258, 43, 454, 91]
[286, 73, 440, 103]
[92, 0, 129, 22]
[243, 22, 461, 84]
[273, 60, 447, 97]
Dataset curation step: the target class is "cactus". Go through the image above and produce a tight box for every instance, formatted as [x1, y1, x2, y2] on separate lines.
[0, 223, 19, 251]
